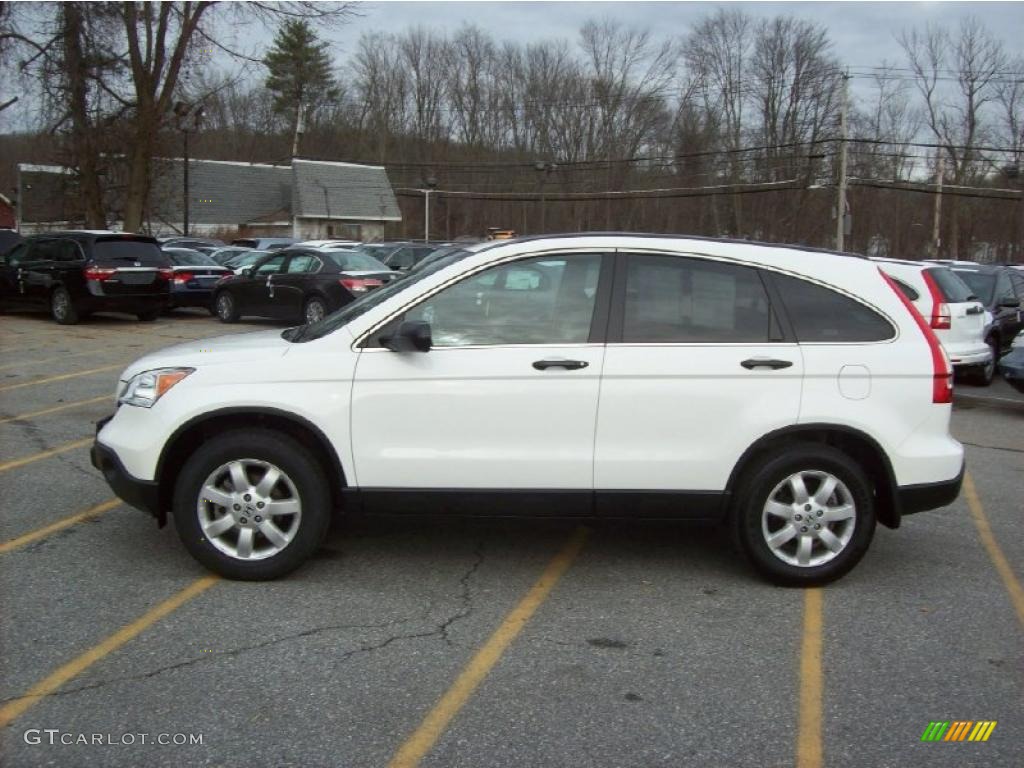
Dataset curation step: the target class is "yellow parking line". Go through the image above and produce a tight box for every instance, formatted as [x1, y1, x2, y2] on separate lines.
[964, 473, 1024, 628]
[797, 588, 823, 768]
[0, 395, 109, 425]
[0, 437, 93, 473]
[387, 527, 589, 768]
[0, 364, 122, 394]
[0, 575, 219, 727]
[0, 499, 120, 554]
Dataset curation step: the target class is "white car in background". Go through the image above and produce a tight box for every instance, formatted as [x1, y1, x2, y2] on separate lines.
[296, 239, 362, 250]
[873, 258, 993, 384]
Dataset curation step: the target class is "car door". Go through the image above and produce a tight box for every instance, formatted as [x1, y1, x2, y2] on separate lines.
[351, 251, 611, 515]
[271, 253, 318, 320]
[245, 253, 287, 317]
[19, 238, 61, 307]
[0, 242, 30, 306]
[593, 252, 804, 517]
[997, 270, 1024, 350]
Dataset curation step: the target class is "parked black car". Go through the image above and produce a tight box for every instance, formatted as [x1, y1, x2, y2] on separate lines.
[0, 231, 171, 324]
[997, 332, 1024, 392]
[383, 243, 444, 271]
[212, 247, 395, 324]
[162, 247, 231, 311]
[949, 264, 1024, 360]
[208, 246, 253, 265]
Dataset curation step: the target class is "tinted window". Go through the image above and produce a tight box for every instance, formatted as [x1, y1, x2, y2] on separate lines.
[995, 273, 1016, 304]
[622, 255, 772, 343]
[255, 255, 286, 275]
[402, 254, 602, 347]
[926, 268, 974, 302]
[286, 255, 318, 273]
[167, 249, 218, 266]
[5, 243, 28, 266]
[774, 274, 894, 342]
[324, 251, 388, 272]
[953, 271, 995, 305]
[29, 240, 61, 260]
[891, 278, 919, 302]
[232, 239, 257, 248]
[1010, 273, 1024, 297]
[92, 239, 168, 266]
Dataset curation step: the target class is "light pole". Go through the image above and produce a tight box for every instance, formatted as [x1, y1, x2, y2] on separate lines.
[173, 101, 204, 236]
[422, 176, 438, 242]
[534, 161, 557, 233]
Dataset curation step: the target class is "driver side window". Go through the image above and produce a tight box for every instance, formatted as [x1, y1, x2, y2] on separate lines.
[401, 254, 603, 347]
[255, 255, 286, 275]
[5, 243, 28, 267]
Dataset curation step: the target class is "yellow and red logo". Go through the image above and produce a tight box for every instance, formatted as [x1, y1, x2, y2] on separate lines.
[921, 721, 997, 742]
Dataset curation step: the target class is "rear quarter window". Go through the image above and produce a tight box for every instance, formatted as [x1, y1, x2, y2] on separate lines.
[92, 239, 169, 267]
[773, 273, 894, 342]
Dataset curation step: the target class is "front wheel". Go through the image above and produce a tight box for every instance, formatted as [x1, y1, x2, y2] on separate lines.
[172, 429, 331, 580]
[215, 291, 239, 323]
[733, 444, 876, 586]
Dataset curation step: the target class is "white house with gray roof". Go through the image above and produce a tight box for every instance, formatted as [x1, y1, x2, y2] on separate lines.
[17, 158, 401, 240]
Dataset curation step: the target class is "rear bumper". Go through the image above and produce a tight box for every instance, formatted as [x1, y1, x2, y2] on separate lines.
[947, 343, 992, 368]
[91, 414, 163, 524]
[896, 462, 964, 516]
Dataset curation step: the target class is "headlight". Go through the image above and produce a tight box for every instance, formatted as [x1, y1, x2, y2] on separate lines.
[118, 367, 194, 408]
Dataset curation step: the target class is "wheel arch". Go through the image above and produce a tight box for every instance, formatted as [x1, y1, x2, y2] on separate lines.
[155, 407, 348, 524]
[725, 423, 901, 529]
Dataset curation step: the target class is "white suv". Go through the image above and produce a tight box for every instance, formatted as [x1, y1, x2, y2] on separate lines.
[91, 235, 965, 585]
[873, 258, 993, 383]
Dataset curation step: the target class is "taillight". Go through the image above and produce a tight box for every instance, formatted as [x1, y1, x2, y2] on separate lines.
[922, 271, 951, 330]
[83, 266, 116, 281]
[158, 268, 174, 281]
[340, 278, 383, 293]
[880, 268, 952, 404]
[173, 272, 194, 284]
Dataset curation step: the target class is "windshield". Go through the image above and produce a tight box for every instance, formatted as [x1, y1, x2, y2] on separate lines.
[953, 271, 996, 305]
[285, 249, 472, 342]
[324, 250, 389, 272]
[167, 249, 219, 266]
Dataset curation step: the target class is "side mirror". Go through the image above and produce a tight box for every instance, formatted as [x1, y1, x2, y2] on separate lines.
[998, 296, 1020, 309]
[382, 320, 432, 352]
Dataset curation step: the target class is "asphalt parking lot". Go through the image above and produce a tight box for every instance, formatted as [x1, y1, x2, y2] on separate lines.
[0, 309, 1021, 768]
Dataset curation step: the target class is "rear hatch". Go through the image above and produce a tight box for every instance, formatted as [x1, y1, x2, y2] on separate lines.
[87, 237, 171, 297]
[926, 267, 985, 347]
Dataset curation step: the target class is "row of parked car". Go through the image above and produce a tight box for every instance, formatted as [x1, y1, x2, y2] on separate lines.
[1, 228, 1023, 391]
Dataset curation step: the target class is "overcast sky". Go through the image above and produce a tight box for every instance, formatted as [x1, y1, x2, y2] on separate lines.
[324, 1, 1024, 68]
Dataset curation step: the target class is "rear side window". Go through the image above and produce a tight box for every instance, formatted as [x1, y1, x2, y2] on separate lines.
[621, 255, 773, 343]
[954, 271, 995, 305]
[925, 268, 974, 303]
[774, 274, 894, 342]
[891, 278, 919, 302]
[92, 239, 168, 267]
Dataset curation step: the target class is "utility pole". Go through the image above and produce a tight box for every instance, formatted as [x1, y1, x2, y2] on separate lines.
[931, 150, 944, 257]
[836, 72, 849, 251]
[422, 176, 438, 242]
[292, 105, 305, 158]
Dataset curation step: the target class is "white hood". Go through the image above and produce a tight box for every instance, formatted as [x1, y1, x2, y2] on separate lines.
[120, 329, 292, 380]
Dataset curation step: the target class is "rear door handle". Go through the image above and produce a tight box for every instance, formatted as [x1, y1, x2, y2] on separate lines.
[741, 358, 793, 370]
[533, 359, 589, 371]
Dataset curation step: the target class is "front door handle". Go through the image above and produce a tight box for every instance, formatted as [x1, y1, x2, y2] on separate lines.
[533, 358, 589, 371]
[741, 358, 793, 370]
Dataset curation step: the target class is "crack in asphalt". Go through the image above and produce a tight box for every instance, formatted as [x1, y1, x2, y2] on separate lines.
[961, 440, 1024, 455]
[0, 540, 488, 705]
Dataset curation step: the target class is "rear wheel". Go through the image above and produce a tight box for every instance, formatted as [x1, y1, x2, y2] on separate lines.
[967, 337, 998, 386]
[172, 429, 331, 580]
[215, 291, 239, 323]
[733, 444, 876, 586]
[303, 295, 327, 324]
[50, 287, 79, 325]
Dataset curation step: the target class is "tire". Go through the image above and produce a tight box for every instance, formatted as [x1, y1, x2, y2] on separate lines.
[137, 309, 160, 322]
[172, 429, 332, 580]
[966, 338, 998, 385]
[303, 295, 327, 324]
[732, 443, 876, 586]
[50, 287, 79, 325]
[215, 291, 239, 323]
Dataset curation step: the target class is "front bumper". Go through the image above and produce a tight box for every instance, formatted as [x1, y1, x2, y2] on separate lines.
[896, 462, 965, 516]
[91, 414, 164, 524]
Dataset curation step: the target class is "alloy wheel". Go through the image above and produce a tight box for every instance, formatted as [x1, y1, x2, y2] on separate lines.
[196, 459, 302, 561]
[760, 470, 856, 567]
[305, 299, 325, 324]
